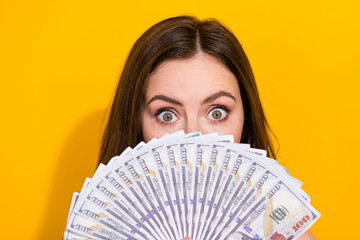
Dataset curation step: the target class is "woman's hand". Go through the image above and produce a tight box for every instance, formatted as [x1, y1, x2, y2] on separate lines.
[298, 230, 316, 240]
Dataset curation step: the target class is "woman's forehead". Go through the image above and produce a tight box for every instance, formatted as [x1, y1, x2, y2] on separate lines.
[145, 53, 240, 99]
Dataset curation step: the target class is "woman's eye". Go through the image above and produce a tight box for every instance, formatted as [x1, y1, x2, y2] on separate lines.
[157, 111, 177, 123]
[208, 108, 228, 120]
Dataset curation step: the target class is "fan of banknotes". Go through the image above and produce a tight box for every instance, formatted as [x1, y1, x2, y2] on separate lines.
[64, 131, 320, 240]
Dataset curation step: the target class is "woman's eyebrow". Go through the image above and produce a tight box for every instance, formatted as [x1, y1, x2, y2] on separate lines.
[146, 95, 182, 106]
[202, 91, 237, 104]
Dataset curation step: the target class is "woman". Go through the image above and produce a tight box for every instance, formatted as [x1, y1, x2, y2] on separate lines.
[98, 15, 315, 240]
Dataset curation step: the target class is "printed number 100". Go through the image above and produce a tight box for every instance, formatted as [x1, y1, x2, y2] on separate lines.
[292, 215, 310, 232]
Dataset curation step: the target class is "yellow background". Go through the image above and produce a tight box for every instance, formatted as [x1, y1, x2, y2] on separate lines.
[1, 0, 359, 239]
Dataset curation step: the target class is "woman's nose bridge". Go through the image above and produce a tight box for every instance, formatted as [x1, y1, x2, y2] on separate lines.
[185, 123, 198, 133]
[184, 115, 202, 133]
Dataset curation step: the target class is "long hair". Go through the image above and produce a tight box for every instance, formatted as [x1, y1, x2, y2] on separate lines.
[98, 15, 277, 165]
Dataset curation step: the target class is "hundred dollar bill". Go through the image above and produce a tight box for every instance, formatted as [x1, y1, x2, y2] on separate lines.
[212, 151, 313, 239]
[236, 147, 306, 194]
[73, 198, 147, 240]
[197, 144, 235, 238]
[230, 150, 309, 201]
[102, 163, 169, 240]
[209, 147, 307, 240]
[200, 146, 253, 240]
[243, 146, 267, 157]
[191, 135, 235, 239]
[249, 155, 311, 202]
[240, 149, 306, 196]
[220, 180, 320, 240]
[68, 192, 80, 224]
[180, 134, 229, 237]
[197, 141, 266, 238]
[68, 169, 104, 217]
[163, 131, 212, 238]
[209, 166, 278, 240]
[94, 177, 162, 238]
[66, 212, 138, 240]
[165, 138, 190, 237]
[106, 147, 133, 167]
[64, 229, 94, 240]
[178, 135, 219, 237]
[67, 178, 94, 225]
[75, 186, 157, 240]
[191, 141, 212, 238]
[106, 138, 149, 167]
[195, 142, 230, 239]
[104, 152, 162, 221]
[122, 150, 176, 240]
[149, 136, 187, 239]
[66, 177, 91, 234]
[156, 133, 208, 237]
[72, 164, 163, 240]
[112, 156, 171, 240]
[131, 145, 179, 239]
[204, 152, 261, 240]
[179, 138, 197, 236]
[64, 132, 320, 240]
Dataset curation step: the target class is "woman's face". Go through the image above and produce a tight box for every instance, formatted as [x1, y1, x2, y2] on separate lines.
[141, 52, 244, 142]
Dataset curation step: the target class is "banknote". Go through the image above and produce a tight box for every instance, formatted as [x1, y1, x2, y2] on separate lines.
[191, 141, 212, 239]
[67, 192, 80, 224]
[178, 134, 233, 237]
[179, 139, 197, 236]
[73, 198, 147, 240]
[103, 163, 169, 240]
[208, 147, 303, 240]
[200, 146, 253, 240]
[76, 186, 156, 238]
[64, 131, 320, 240]
[67, 212, 137, 240]
[165, 138, 190, 237]
[64, 229, 94, 240]
[219, 180, 320, 240]
[72, 163, 165, 239]
[210, 168, 279, 240]
[202, 151, 255, 240]
[130, 147, 178, 239]
[150, 137, 185, 239]
[118, 155, 172, 240]
[195, 142, 232, 239]
[177, 134, 219, 235]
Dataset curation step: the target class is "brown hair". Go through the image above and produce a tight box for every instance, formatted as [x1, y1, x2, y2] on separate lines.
[98, 15, 277, 165]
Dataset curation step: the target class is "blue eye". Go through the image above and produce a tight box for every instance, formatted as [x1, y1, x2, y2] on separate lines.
[208, 108, 227, 120]
[157, 111, 177, 123]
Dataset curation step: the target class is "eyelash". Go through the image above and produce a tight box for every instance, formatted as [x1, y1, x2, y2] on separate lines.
[154, 107, 175, 117]
[154, 107, 178, 125]
[154, 105, 230, 124]
[208, 105, 230, 122]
